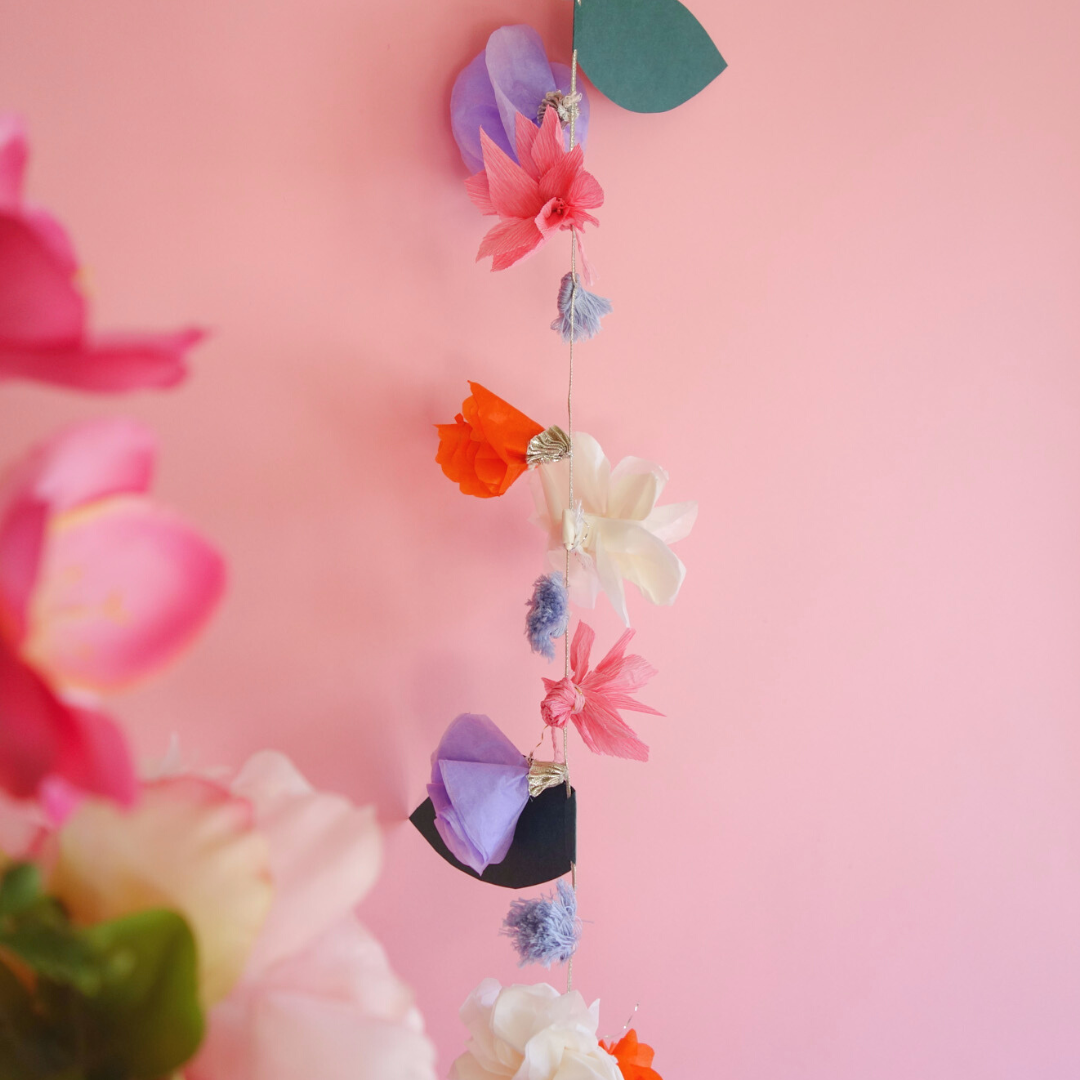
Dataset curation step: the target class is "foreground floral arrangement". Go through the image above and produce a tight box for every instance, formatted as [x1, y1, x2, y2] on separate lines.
[0, 116, 436, 1079]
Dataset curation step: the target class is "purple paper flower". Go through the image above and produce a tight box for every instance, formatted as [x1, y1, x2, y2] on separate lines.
[427, 713, 530, 874]
[451, 25, 591, 173]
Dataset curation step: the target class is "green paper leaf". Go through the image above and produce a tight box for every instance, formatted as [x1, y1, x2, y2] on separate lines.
[574, 0, 727, 113]
[80, 909, 204, 1080]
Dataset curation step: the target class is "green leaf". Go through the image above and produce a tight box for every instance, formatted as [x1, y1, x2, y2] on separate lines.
[0, 863, 43, 917]
[574, 0, 727, 113]
[80, 910, 204, 1080]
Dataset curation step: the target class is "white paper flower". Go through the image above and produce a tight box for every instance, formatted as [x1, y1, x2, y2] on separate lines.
[451, 979, 621, 1080]
[532, 432, 698, 625]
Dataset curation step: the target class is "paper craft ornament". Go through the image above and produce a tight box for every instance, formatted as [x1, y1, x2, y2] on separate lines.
[573, 0, 727, 113]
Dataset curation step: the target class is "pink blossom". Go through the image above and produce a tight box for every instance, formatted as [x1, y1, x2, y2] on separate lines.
[465, 107, 603, 278]
[0, 419, 224, 805]
[0, 114, 203, 392]
[540, 622, 662, 762]
[188, 751, 437, 1080]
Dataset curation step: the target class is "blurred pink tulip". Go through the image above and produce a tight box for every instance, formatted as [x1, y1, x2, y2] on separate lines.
[188, 751, 437, 1080]
[0, 418, 226, 695]
[0, 114, 203, 392]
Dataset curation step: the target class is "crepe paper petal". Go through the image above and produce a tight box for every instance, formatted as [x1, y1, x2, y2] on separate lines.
[422, 713, 530, 874]
[469, 108, 603, 274]
[450, 27, 590, 173]
[0, 639, 136, 807]
[532, 433, 696, 626]
[0, 116, 204, 392]
[502, 879, 581, 967]
[436, 382, 544, 498]
[540, 622, 661, 762]
[190, 917, 437, 1080]
[227, 750, 382, 982]
[451, 979, 620, 1080]
[525, 573, 568, 662]
[22, 499, 226, 693]
[51, 775, 274, 1007]
[573, 0, 727, 114]
[411, 783, 576, 890]
[601, 1030, 663, 1080]
[551, 272, 613, 343]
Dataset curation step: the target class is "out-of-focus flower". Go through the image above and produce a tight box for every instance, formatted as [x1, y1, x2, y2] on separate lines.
[532, 432, 697, 626]
[540, 622, 660, 762]
[0, 114, 203, 392]
[428, 713, 529, 875]
[600, 1030, 663, 1080]
[465, 108, 603, 277]
[451, 978, 621, 1080]
[436, 382, 543, 498]
[188, 750, 437, 1080]
[451, 25, 590, 173]
[50, 774, 274, 1006]
[0, 418, 226, 694]
[0, 636, 135, 808]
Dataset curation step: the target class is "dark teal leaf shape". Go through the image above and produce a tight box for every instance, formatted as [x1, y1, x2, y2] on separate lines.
[574, 0, 727, 113]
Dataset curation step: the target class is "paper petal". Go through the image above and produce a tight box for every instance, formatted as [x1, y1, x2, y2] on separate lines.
[601, 519, 688, 608]
[608, 456, 669, 520]
[451, 50, 513, 174]
[484, 25, 557, 159]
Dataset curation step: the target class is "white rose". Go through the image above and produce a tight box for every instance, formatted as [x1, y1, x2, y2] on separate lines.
[451, 979, 622, 1080]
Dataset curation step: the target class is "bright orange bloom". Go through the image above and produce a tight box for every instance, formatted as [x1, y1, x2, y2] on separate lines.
[436, 382, 543, 498]
[601, 1030, 663, 1080]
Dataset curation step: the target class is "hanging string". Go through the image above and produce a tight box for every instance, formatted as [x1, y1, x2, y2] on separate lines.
[564, 45, 579, 995]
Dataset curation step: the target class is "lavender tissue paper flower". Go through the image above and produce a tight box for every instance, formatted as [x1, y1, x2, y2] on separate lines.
[427, 713, 530, 874]
[451, 24, 591, 173]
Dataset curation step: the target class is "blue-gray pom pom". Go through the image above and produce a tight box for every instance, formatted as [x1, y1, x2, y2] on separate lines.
[551, 272, 613, 342]
[525, 573, 568, 661]
[502, 879, 581, 967]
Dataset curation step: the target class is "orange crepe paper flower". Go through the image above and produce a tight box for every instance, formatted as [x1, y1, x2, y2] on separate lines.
[601, 1030, 663, 1080]
[436, 382, 543, 498]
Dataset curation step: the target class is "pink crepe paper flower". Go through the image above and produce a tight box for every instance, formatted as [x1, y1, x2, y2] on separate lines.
[465, 107, 603, 279]
[0, 418, 226, 697]
[540, 622, 662, 762]
[0, 114, 203, 392]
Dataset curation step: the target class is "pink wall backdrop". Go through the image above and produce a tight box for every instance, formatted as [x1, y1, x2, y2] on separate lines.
[2, 0, 1079, 1074]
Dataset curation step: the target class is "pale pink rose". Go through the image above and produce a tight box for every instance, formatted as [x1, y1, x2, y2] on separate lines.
[0, 114, 203, 392]
[188, 751, 437, 1080]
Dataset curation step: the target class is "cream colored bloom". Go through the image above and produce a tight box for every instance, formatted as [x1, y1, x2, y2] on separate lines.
[451, 978, 621, 1080]
[533, 432, 697, 625]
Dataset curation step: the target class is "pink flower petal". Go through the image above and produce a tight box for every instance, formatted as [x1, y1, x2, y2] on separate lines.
[0, 326, 201, 392]
[464, 171, 496, 216]
[569, 620, 594, 682]
[477, 217, 544, 263]
[190, 921, 436, 1080]
[479, 129, 543, 221]
[0, 213, 84, 346]
[0, 116, 28, 207]
[513, 112, 542, 182]
[0, 495, 47, 642]
[24, 497, 225, 692]
[529, 107, 566, 177]
[52, 776, 273, 1006]
[0, 640, 135, 805]
[228, 751, 382, 980]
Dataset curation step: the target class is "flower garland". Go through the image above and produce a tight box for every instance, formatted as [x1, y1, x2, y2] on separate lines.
[419, 3, 726, 1074]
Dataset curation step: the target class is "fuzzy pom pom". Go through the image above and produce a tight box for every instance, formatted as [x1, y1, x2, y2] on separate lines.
[525, 573, 569, 661]
[502, 879, 581, 967]
[551, 272, 613, 342]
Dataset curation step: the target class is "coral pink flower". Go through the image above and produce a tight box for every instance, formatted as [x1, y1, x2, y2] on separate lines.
[188, 751, 437, 1080]
[0, 114, 203, 392]
[465, 107, 603, 278]
[0, 419, 224, 807]
[540, 622, 662, 762]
